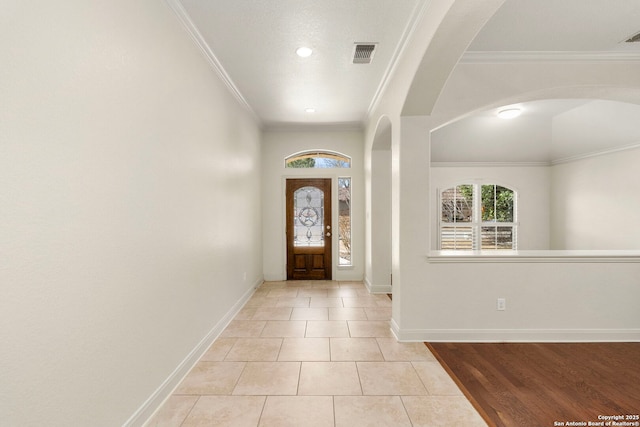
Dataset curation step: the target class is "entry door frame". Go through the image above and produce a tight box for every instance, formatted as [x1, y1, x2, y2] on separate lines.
[286, 178, 333, 280]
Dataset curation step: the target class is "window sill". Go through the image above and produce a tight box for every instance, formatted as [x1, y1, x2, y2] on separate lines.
[428, 250, 640, 263]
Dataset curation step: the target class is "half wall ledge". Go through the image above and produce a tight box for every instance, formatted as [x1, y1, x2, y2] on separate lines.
[428, 250, 640, 263]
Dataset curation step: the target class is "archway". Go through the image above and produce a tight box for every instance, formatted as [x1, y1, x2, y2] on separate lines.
[428, 84, 640, 253]
[367, 116, 393, 292]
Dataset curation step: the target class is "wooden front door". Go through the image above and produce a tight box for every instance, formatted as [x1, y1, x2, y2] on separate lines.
[286, 179, 332, 280]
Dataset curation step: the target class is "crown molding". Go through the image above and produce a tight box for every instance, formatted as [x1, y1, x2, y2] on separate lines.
[551, 142, 640, 165]
[367, 0, 430, 118]
[262, 121, 364, 133]
[430, 143, 640, 167]
[460, 50, 640, 64]
[430, 161, 550, 168]
[164, 0, 259, 123]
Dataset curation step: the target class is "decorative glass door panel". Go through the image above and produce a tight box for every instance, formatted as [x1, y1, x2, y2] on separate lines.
[286, 179, 332, 280]
[294, 186, 325, 247]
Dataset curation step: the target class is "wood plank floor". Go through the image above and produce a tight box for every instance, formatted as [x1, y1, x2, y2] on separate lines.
[427, 343, 640, 427]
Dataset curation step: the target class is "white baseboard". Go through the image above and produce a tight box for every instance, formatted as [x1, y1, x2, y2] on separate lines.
[364, 276, 392, 294]
[390, 318, 400, 340]
[393, 328, 640, 342]
[124, 278, 262, 427]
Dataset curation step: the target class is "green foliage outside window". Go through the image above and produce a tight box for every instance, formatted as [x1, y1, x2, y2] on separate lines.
[286, 158, 316, 168]
[481, 185, 514, 222]
[458, 184, 474, 203]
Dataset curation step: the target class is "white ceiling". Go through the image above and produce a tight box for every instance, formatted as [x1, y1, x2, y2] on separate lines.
[467, 0, 640, 52]
[178, 0, 424, 128]
[431, 99, 640, 163]
[175, 0, 640, 159]
[432, 0, 640, 163]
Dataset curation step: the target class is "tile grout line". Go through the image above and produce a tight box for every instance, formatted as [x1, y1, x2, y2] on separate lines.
[177, 395, 200, 427]
[332, 395, 337, 427]
[410, 360, 433, 396]
[296, 360, 303, 396]
[374, 337, 386, 362]
[328, 336, 333, 362]
[397, 395, 414, 426]
[221, 338, 235, 361]
[354, 361, 365, 396]
[229, 361, 249, 396]
[276, 337, 285, 362]
[255, 395, 268, 427]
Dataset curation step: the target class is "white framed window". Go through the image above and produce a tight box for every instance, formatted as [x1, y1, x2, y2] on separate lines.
[439, 184, 517, 250]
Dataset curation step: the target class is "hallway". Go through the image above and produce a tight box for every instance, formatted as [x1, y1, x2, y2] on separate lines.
[146, 281, 485, 426]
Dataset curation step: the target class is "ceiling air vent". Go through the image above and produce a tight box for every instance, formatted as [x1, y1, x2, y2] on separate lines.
[624, 31, 640, 43]
[353, 43, 377, 64]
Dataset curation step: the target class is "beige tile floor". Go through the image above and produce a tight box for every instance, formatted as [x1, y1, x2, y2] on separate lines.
[146, 281, 486, 427]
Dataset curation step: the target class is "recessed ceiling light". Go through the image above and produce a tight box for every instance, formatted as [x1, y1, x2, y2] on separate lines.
[296, 47, 313, 58]
[305, 108, 316, 113]
[497, 108, 522, 119]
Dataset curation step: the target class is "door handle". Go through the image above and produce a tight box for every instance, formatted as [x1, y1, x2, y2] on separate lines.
[326, 232, 331, 237]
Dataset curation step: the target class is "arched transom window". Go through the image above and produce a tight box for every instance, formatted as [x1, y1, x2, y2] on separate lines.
[285, 151, 351, 168]
[439, 184, 517, 250]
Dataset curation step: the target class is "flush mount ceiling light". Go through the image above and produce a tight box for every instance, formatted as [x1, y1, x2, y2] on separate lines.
[497, 108, 522, 119]
[305, 108, 316, 113]
[296, 47, 313, 58]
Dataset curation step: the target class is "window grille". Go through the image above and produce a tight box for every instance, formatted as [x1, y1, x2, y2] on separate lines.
[285, 151, 351, 168]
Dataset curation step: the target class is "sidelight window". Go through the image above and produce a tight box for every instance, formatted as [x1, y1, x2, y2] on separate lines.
[338, 177, 351, 265]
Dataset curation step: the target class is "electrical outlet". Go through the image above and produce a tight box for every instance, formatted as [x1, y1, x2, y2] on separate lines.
[497, 298, 506, 311]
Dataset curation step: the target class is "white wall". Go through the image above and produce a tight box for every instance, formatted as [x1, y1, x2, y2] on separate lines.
[394, 116, 640, 343]
[430, 154, 640, 252]
[401, 258, 640, 341]
[550, 147, 640, 249]
[262, 129, 364, 281]
[551, 100, 640, 160]
[0, 1, 262, 425]
[363, 1, 640, 343]
[430, 165, 551, 250]
[368, 149, 393, 291]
